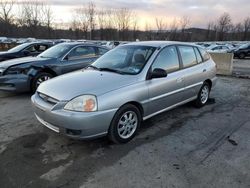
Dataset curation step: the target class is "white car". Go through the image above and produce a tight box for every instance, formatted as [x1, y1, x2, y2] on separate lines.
[206, 45, 230, 53]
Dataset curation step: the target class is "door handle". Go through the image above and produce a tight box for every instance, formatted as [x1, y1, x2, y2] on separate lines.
[176, 78, 183, 83]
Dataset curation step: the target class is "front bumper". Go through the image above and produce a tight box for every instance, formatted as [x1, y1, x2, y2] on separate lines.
[0, 74, 30, 92]
[31, 93, 118, 139]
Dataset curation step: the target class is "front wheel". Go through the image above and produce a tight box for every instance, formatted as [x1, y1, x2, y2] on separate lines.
[108, 104, 141, 144]
[194, 82, 210, 108]
[31, 72, 52, 93]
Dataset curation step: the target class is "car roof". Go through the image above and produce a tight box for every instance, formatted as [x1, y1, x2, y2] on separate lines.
[58, 42, 108, 48]
[123, 41, 200, 48]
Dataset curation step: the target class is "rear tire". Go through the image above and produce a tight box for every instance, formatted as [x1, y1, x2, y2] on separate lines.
[108, 104, 141, 144]
[31, 72, 52, 93]
[194, 82, 210, 108]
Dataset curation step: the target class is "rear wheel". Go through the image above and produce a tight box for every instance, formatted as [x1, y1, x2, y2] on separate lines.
[194, 82, 210, 108]
[31, 72, 52, 93]
[108, 104, 141, 144]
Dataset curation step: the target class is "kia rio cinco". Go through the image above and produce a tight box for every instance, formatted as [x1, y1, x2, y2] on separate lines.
[31, 41, 217, 144]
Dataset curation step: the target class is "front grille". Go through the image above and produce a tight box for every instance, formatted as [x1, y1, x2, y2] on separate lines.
[38, 92, 59, 105]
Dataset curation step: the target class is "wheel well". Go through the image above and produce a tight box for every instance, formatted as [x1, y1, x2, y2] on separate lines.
[124, 101, 144, 118]
[29, 68, 57, 91]
[204, 79, 212, 89]
[40, 68, 57, 77]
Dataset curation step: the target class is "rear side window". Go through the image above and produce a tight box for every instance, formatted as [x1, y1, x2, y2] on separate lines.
[152, 46, 180, 73]
[199, 48, 210, 61]
[68, 46, 96, 60]
[194, 47, 203, 64]
[178, 46, 197, 68]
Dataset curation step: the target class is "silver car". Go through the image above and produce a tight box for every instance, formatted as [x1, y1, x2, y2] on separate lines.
[31, 41, 217, 143]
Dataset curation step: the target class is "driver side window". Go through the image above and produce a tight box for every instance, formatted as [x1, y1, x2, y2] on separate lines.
[152, 46, 180, 73]
[67, 46, 96, 60]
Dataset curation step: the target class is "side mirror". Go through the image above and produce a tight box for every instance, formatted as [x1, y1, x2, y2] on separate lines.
[150, 68, 167, 79]
[23, 50, 30, 56]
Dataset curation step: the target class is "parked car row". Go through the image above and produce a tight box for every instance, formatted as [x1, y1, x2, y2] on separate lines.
[30, 41, 217, 143]
[196, 42, 250, 59]
[0, 42, 109, 92]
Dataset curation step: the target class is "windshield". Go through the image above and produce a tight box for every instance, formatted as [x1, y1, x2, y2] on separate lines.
[8, 43, 31, 53]
[92, 45, 156, 75]
[239, 43, 250, 49]
[38, 43, 72, 58]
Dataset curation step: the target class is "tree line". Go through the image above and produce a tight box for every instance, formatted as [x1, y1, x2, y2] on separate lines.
[0, 0, 250, 42]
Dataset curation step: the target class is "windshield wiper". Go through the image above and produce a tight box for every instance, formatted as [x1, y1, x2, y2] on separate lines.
[86, 65, 101, 71]
[99, 68, 125, 75]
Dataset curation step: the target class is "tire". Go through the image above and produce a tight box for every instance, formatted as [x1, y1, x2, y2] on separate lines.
[239, 53, 245, 59]
[31, 72, 53, 93]
[194, 82, 210, 108]
[108, 104, 141, 144]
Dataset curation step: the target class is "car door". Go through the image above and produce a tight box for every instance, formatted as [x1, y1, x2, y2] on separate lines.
[147, 45, 185, 115]
[61, 46, 98, 74]
[177, 45, 206, 100]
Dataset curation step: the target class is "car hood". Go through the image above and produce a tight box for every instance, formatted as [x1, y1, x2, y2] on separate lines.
[0, 56, 51, 68]
[37, 70, 139, 101]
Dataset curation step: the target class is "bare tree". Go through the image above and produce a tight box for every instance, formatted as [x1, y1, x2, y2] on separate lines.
[87, 2, 96, 40]
[179, 16, 190, 32]
[243, 17, 250, 40]
[217, 12, 232, 40]
[132, 14, 139, 41]
[155, 17, 167, 33]
[169, 18, 178, 40]
[97, 9, 105, 40]
[73, 6, 89, 39]
[42, 3, 54, 38]
[0, 0, 14, 24]
[179, 16, 190, 41]
[115, 8, 133, 40]
[18, 0, 44, 27]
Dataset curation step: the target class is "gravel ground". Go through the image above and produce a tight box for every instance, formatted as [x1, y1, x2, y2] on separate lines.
[0, 76, 250, 188]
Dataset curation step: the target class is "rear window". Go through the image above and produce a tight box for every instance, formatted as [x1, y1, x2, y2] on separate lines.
[194, 47, 203, 64]
[199, 48, 210, 61]
[178, 46, 197, 68]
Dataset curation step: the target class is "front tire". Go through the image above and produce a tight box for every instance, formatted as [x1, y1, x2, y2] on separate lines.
[31, 72, 52, 93]
[194, 82, 210, 108]
[108, 104, 141, 144]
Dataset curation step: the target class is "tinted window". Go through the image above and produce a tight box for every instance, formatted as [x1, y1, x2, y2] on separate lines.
[152, 46, 179, 73]
[194, 47, 202, 64]
[98, 47, 109, 55]
[38, 45, 49, 52]
[179, 46, 197, 68]
[199, 47, 210, 61]
[68, 46, 96, 60]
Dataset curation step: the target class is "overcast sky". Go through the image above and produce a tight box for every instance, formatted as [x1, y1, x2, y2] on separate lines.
[48, 0, 250, 29]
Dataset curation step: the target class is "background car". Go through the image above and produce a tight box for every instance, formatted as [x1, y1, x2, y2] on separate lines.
[32, 41, 217, 144]
[206, 45, 231, 53]
[0, 42, 109, 92]
[233, 43, 250, 59]
[0, 42, 53, 62]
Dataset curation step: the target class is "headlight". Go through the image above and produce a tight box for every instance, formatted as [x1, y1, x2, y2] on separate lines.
[64, 95, 97, 112]
[6, 66, 29, 75]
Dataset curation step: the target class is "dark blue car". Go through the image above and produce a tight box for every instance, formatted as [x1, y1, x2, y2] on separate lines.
[0, 42, 109, 92]
[0, 42, 53, 62]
